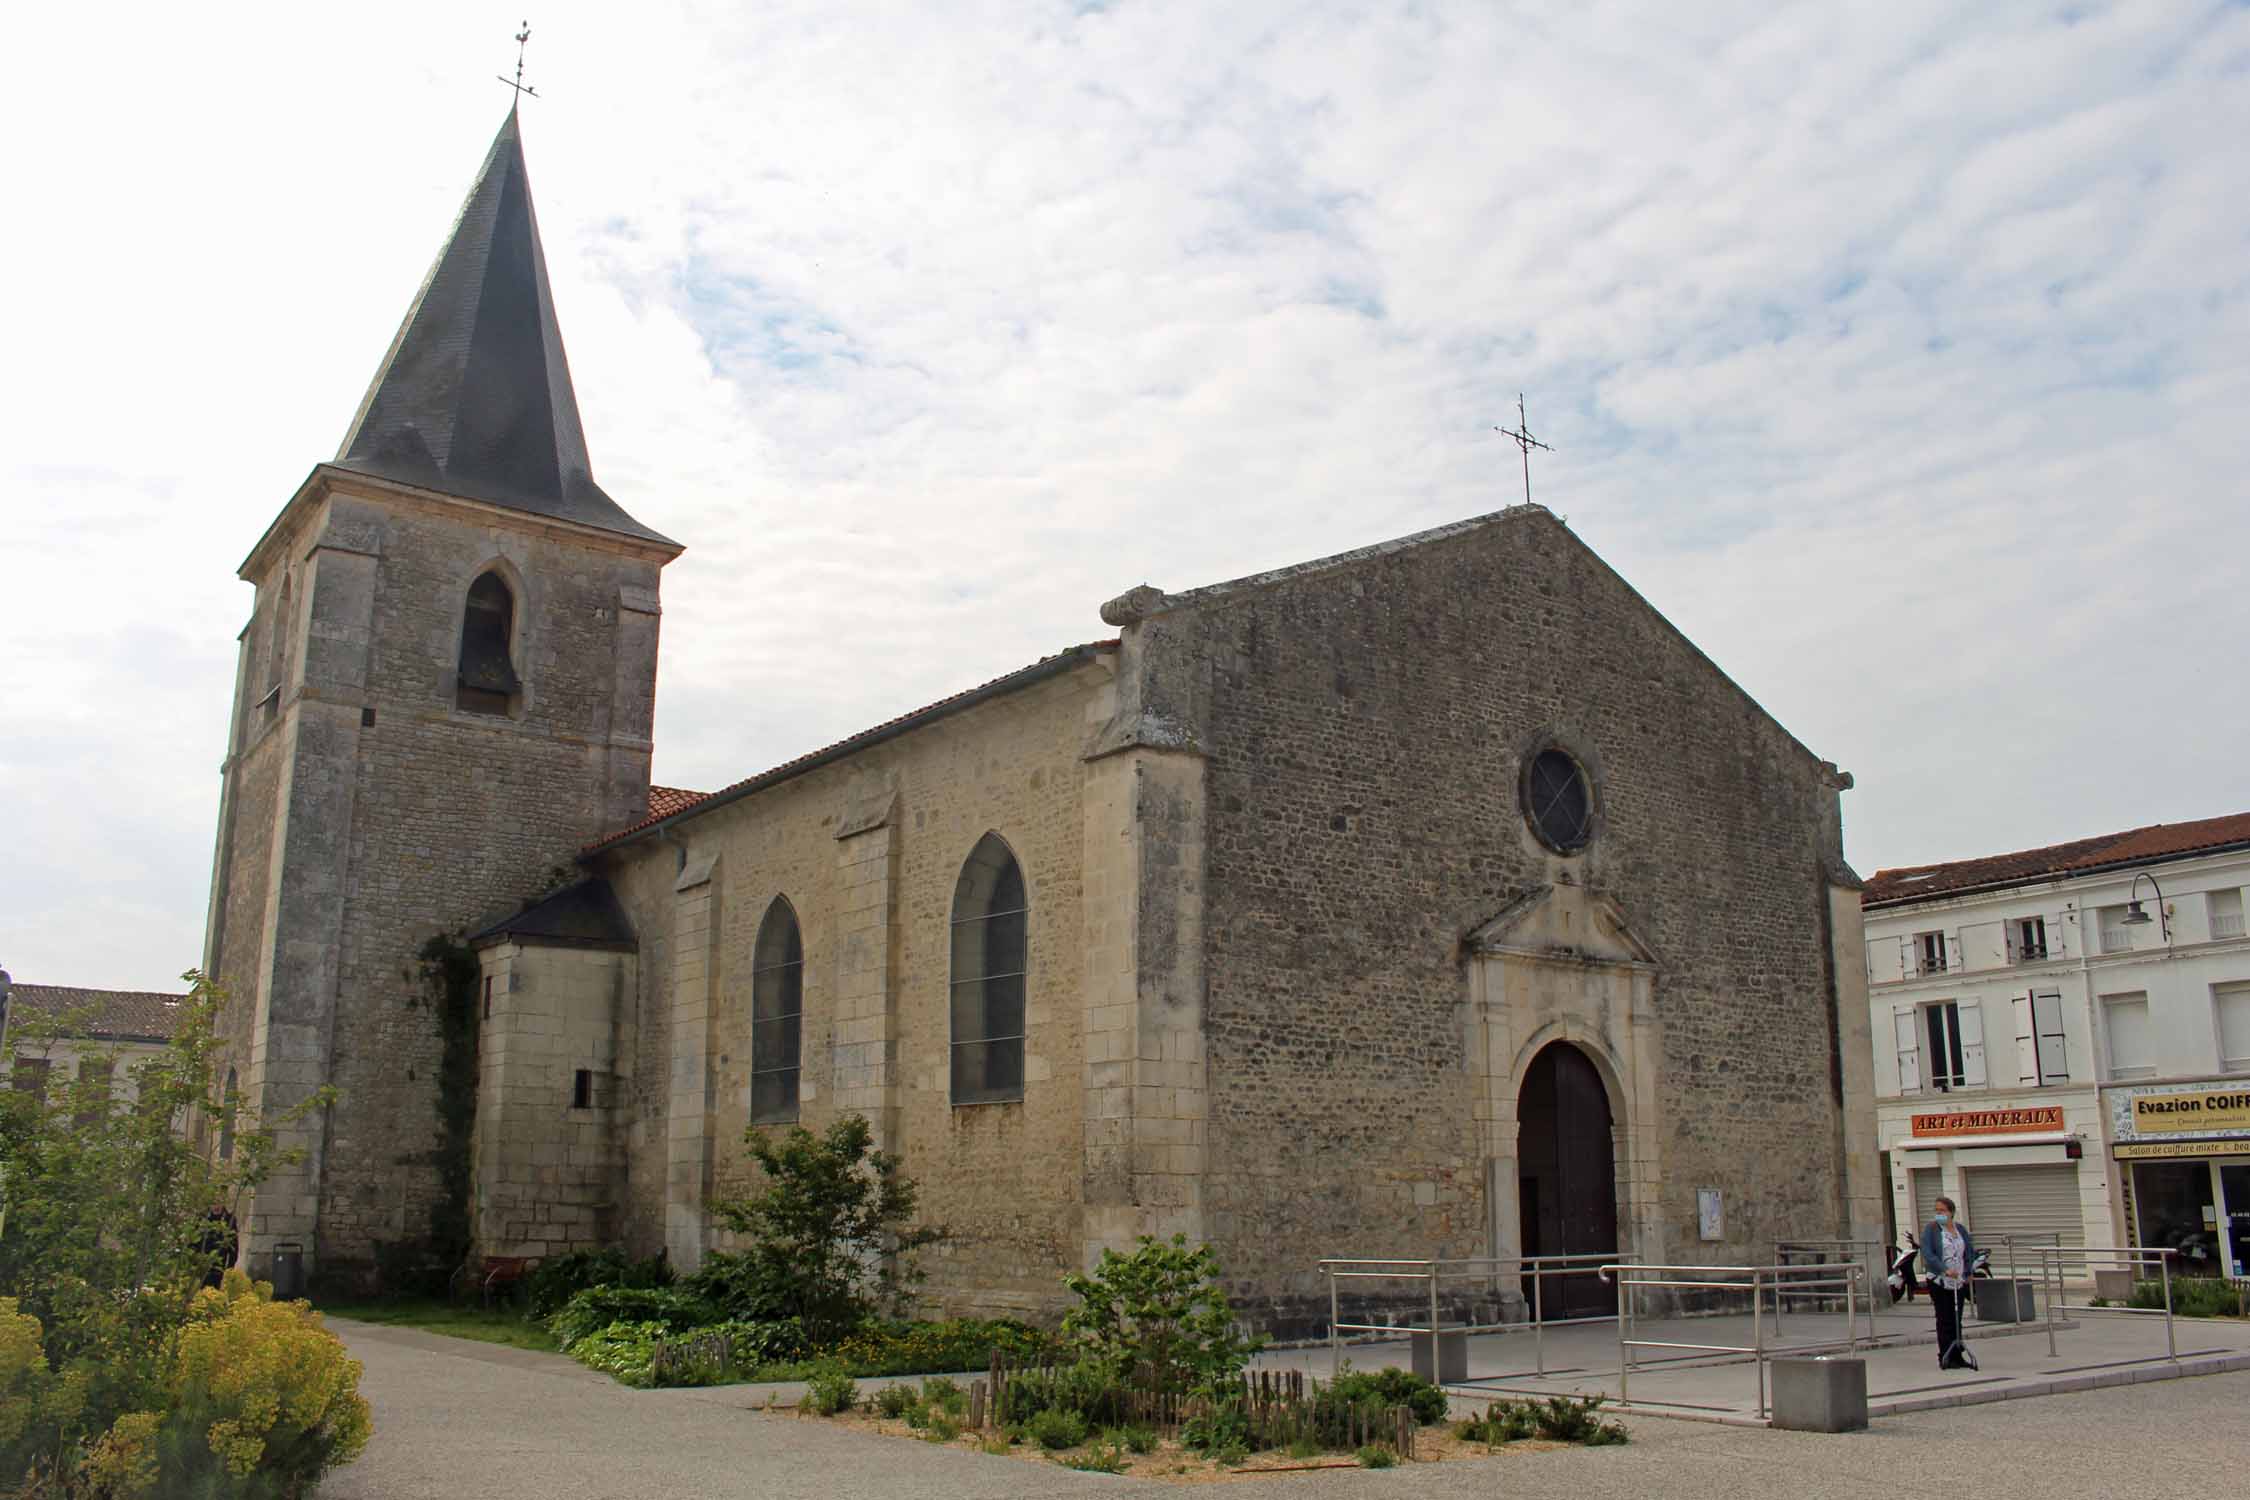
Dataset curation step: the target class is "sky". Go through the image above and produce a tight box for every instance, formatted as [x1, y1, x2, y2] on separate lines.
[3, 1, 2246, 993]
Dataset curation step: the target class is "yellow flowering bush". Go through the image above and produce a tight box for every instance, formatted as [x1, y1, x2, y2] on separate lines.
[0, 1279, 368, 1497]
[159, 1270, 370, 1493]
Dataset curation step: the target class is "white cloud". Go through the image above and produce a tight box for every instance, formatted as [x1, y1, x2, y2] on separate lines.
[2, 0, 2245, 990]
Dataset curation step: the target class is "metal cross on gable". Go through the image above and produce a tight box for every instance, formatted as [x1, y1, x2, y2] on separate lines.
[498, 21, 539, 108]
[1494, 393, 1553, 507]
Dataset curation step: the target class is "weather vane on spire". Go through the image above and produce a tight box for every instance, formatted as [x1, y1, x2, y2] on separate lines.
[1494, 393, 1552, 507]
[499, 21, 538, 109]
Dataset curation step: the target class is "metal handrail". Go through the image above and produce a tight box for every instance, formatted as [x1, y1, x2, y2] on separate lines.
[1318, 1250, 1636, 1377]
[2037, 1246, 2177, 1363]
[1607, 1263, 1865, 1420]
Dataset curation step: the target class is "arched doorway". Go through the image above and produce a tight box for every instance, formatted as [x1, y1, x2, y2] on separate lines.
[1517, 1041, 1619, 1319]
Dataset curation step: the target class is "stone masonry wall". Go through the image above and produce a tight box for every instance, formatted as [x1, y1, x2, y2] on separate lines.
[471, 941, 637, 1257]
[208, 472, 670, 1283]
[1116, 506, 1855, 1327]
[600, 657, 1114, 1316]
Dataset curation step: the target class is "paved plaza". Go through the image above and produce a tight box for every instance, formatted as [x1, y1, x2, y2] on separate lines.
[325, 1317, 2250, 1500]
[1257, 1299, 2250, 1422]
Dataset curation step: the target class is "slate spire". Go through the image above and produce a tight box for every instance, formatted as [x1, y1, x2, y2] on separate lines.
[334, 112, 672, 545]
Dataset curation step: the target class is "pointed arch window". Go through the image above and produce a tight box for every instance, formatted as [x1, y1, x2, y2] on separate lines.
[456, 571, 521, 714]
[751, 897, 804, 1124]
[951, 834, 1027, 1105]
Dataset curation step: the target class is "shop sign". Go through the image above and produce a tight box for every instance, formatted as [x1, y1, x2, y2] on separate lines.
[2112, 1139, 2250, 1161]
[2129, 1090, 2250, 1135]
[1909, 1105, 2064, 1138]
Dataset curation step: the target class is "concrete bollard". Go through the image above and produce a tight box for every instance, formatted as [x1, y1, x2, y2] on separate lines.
[1408, 1330, 1468, 1385]
[1769, 1357, 1868, 1433]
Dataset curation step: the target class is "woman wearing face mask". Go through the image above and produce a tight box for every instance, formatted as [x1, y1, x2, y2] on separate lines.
[1919, 1196, 1979, 1370]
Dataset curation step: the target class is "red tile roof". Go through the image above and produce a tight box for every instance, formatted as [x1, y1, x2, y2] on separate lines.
[1862, 811, 2250, 908]
[7, 984, 187, 1042]
[646, 785, 709, 821]
[587, 641, 1121, 855]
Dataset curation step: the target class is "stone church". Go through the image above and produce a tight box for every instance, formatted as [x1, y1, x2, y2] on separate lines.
[203, 111, 1881, 1323]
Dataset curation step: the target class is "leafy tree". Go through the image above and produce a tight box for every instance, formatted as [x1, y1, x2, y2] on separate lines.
[1062, 1234, 1262, 1397]
[707, 1114, 943, 1342]
[0, 970, 346, 1489]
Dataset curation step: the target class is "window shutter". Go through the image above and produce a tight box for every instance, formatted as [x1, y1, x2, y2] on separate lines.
[2033, 989, 2068, 1083]
[1895, 1007, 1923, 1094]
[2013, 992, 2038, 1085]
[1958, 1000, 1987, 1087]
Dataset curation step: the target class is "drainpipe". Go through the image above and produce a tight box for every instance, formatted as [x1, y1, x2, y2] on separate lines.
[2072, 901, 2127, 1248]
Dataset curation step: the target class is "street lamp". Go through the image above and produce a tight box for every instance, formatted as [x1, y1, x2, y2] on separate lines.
[2119, 872, 2172, 943]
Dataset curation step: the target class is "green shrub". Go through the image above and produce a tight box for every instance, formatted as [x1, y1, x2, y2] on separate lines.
[708, 1116, 946, 1344]
[903, 1402, 930, 1430]
[681, 1248, 798, 1323]
[1109, 1423, 1157, 1455]
[1453, 1393, 1624, 1449]
[1209, 1440, 1249, 1467]
[524, 1247, 673, 1317]
[1027, 1407, 1090, 1450]
[924, 1411, 961, 1443]
[1061, 1234, 1262, 1398]
[1329, 1366, 1448, 1426]
[2127, 1278, 2246, 1318]
[565, 1321, 668, 1387]
[1356, 1443, 1398, 1469]
[873, 1384, 918, 1419]
[922, 1375, 966, 1414]
[1457, 1399, 1537, 1445]
[1059, 1438, 1129, 1472]
[550, 1287, 721, 1350]
[1000, 1355, 1128, 1426]
[1180, 1398, 1249, 1457]
[805, 1365, 858, 1415]
[1287, 1434, 1322, 1459]
[821, 1317, 1054, 1378]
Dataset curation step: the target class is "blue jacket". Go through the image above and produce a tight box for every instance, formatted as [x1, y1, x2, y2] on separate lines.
[1920, 1219, 1976, 1284]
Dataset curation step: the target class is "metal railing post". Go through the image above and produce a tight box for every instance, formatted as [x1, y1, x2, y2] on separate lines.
[1533, 1256, 1546, 1376]
[2161, 1251, 2175, 1363]
[2045, 1248, 2058, 1358]
[1328, 1268, 1341, 1380]
[1428, 1260, 1442, 1370]
[1615, 1270, 1629, 1406]
[1846, 1265, 1858, 1357]
[1752, 1269, 1767, 1420]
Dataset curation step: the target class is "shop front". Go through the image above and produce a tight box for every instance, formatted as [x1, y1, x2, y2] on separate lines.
[2106, 1084, 2250, 1279]
[1881, 1102, 2100, 1261]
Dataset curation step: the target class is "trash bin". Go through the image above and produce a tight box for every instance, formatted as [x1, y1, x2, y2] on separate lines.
[271, 1242, 306, 1302]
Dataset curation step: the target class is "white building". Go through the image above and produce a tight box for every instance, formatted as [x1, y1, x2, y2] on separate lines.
[4, 981, 185, 1117]
[1862, 812, 2250, 1281]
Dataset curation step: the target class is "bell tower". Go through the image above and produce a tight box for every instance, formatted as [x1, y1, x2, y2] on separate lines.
[201, 110, 682, 1287]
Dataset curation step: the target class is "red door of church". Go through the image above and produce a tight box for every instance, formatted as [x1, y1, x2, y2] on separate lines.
[1517, 1042, 1619, 1320]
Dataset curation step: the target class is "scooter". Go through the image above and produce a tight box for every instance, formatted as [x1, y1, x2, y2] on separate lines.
[1887, 1236, 1922, 1303]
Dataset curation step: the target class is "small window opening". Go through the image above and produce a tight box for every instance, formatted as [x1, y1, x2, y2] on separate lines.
[457, 571, 521, 714]
[572, 1069, 593, 1110]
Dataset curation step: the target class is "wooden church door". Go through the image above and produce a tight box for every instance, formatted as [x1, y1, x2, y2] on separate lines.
[1517, 1042, 1619, 1320]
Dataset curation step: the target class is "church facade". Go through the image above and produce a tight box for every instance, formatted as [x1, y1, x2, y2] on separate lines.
[204, 113, 1881, 1321]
